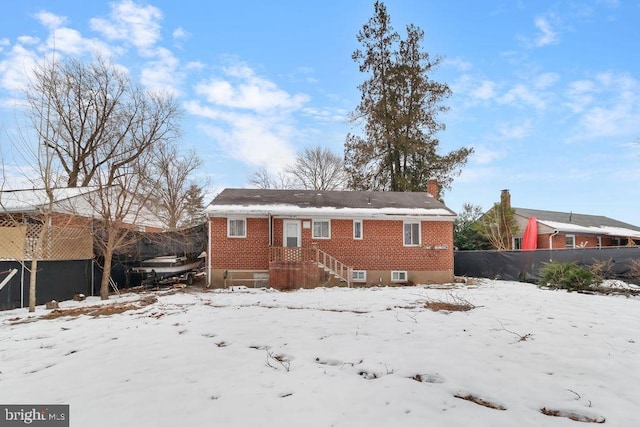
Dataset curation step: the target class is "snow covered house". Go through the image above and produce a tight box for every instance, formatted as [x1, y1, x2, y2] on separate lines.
[512, 207, 640, 250]
[0, 187, 165, 309]
[497, 190, 640, 250]
[205, 188, 456, 289]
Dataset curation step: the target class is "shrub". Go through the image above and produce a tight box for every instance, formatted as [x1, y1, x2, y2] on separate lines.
[538, 262, 601, 291]
[589, 258, 615, 280]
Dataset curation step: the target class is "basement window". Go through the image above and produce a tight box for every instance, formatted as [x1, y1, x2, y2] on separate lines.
[391, 270, 408, 282]
[352, 270, 366, 282]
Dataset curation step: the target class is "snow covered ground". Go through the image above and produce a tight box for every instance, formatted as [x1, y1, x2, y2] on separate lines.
[1, 279, 639, 426]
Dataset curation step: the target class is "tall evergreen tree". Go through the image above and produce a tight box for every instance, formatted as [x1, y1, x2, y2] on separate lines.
[345, 1, 472, 192]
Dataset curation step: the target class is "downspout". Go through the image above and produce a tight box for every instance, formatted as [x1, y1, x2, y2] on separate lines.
[549, 230, 559, 261]
[207, 217, 212, 288]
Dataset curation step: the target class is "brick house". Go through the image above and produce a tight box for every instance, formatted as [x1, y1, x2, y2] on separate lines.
[205, 188, 456, 289]
[497, 190, 640, 250]
[512, 207, 640, 250]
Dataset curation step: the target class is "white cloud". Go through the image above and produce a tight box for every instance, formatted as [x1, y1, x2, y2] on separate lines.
[34, 11, 66, 29]
[185, 63, 311, 171]
[565, 79, 596, 112]
[195, 63, 309, 112]
[140, 47, 182, 95]
[185, 100, 297, 170]
[533, 16, 559, 47]
[16, 36, 39, 46]
[443, 57, 473, 72]
[534, 72, 559, 89]
[90, 0, 163, 53]
[470, 80, 496, 100]
[499, 84, 546, 110]
[471, 145, 507, 165]
[494, 119, 532, 140]
[44, 28, 113, 57]
[172, 27, 190, 41]
[567, 72, 640, 140]
[0, 43, 39, 92]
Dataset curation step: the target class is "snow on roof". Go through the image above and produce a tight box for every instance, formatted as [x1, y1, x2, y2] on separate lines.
[0, 187, 99, 212]
[0, 187, 165, 229]
[206, 188, 456, 219]
[206, 203, 455, 219]
[538, 219, 640, 238]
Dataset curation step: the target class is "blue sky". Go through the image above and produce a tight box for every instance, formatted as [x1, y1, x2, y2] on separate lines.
[1, 0, 639, 226]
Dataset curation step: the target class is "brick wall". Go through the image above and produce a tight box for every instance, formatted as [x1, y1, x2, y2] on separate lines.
[272, 218, 453, 271]
[210, 217, 270, 269]
[209, 216, 454, 287]
[538, 233, 609, 249]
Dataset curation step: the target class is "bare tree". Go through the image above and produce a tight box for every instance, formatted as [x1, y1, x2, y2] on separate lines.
[286, 146, 347, 190]
[26, 56, 180, 188]
[23, 55, 180, 300]
[248, 167, 296, 189]
[89, 151, 160, 300]
[1, 59, 66, 311]
[147, 143, 204, 230]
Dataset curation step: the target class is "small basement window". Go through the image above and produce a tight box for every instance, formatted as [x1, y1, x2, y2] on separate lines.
[352, 270, 366, 282]
[391, 270, 407, 282]
[228, 218, 246, 238]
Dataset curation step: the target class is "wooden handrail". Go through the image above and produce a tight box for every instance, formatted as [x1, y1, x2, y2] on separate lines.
[269, 246, 352, 287]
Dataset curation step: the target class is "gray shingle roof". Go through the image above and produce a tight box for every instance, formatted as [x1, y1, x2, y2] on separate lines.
[208, 188, 455, 215]
[514, 207, 640, 233]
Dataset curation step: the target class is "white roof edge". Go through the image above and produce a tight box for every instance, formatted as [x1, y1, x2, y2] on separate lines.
[206, 204, 456, 221]
[538, 220, 640, 238]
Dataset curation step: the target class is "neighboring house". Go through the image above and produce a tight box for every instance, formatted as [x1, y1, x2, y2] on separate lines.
[493, 190, 640, 250]
[205, 187, 456, 289]
[512, 207, 640, 250]
[0, 187, 167, 309]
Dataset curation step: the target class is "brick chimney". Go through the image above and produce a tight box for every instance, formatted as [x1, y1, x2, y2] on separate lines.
[500, 189, 511, 209]
[427, 178, 440, 201]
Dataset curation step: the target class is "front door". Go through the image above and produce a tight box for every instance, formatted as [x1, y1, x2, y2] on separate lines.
[283, 220, 301, 247]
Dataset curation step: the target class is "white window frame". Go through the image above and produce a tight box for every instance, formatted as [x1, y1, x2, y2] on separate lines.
[312, 219, 331, 239]
[391, 270, 408, 282]
[227, 218, 247, 238]
[352, 270, 366, 282]
[512, 237, 522, 250]
[403, 221, 421, 246]
[565, 234, 575, 249]
[353, 220, 363, 240]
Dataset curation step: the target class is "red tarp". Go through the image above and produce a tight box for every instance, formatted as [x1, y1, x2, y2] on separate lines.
[521, 217, 538, 250]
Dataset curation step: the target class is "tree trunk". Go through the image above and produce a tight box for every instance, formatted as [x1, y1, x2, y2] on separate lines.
[100, 247, 114, 300]
[28, 258, 37, 312]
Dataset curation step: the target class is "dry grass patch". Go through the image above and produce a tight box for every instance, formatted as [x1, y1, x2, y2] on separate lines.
[540, 407, 605, 423]
[423, 293, 476, 312]
[454, 393, 506, 410]
[425, 301, 474, 312]
[42, 295, 157, 319]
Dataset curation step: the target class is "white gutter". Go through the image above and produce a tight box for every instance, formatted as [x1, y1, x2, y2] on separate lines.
[207, 218, 212, 288]
[549, 230, 559, 261]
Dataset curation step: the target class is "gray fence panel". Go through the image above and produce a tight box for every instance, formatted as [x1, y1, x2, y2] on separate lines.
[454, 247, 640, 283]
[0, 260, 93, 311]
